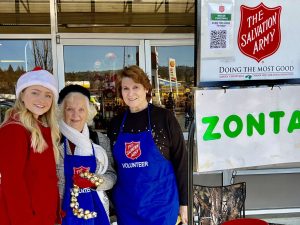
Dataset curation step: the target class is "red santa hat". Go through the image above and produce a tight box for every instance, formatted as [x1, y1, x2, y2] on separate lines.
[16, 67, 58, 100]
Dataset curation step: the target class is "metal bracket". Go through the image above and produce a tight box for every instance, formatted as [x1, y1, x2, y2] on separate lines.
[56, 35, 60, 44]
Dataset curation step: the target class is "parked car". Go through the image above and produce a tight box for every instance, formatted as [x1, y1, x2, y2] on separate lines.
[0, 100, 14, 123]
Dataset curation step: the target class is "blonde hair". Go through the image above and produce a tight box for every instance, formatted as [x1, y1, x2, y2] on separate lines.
[3, 96, 60, 163]
[57, 92, 97, 125]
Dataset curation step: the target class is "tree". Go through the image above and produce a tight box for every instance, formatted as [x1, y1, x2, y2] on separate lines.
[0, 65, 16, 94]
[30, 40, 53, 72]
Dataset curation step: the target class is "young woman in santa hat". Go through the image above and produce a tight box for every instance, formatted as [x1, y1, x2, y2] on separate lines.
[0, 67, 60, 225]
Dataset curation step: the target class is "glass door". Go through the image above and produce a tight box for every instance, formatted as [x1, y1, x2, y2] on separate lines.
[57, 38, 194, 132]
[145, 39, 195, 131]
[57, 39, 143, 131]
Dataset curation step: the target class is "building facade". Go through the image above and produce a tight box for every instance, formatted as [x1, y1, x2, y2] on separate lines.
[0, 0, 195, 132]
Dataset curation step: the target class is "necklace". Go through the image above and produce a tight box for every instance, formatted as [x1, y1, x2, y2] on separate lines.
[70, 171, 104, 219]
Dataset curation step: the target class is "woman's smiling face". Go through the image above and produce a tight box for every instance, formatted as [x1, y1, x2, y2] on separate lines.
[21, 85, 53, 119]
[63, 93, 88, 132]
[121, 77, 148, 113]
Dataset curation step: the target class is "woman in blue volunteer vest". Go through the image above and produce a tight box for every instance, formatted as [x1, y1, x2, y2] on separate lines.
[56, 85, 117, 225]
[108, 65, 188, 225]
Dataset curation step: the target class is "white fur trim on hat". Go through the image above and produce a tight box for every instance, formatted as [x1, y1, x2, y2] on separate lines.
[16, 69, 58, 100]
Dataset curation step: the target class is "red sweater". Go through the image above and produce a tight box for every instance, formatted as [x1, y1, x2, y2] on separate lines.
[0, 119, 59, 225]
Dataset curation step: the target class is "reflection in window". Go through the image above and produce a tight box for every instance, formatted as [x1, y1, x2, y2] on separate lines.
[0, 39, 52, 122]
[64, 46, 139, 130]
[151, 46, 194, 131]
[0, 40, 53, 94]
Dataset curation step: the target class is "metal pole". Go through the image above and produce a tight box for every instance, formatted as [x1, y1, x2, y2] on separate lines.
[168, 58, 173, 93]
[187, 120, 195, 225]
[24, 41, 29, 72]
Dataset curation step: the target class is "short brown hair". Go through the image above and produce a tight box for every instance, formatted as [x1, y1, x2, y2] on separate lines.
[116, 65, 152, 101]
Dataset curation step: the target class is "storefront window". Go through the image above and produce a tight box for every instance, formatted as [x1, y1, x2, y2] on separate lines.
[150, 45, 194, 131]
[63, 45, 139, 130]
[0, 39, 52, 122]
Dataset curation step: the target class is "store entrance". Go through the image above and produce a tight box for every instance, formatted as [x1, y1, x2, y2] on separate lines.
[57, 38, 194, 132]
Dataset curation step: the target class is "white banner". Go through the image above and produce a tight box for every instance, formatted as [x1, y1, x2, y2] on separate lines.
[195, 86, 300, 172]
[200, 0, 300, 82]
[168, 58, 177, 82]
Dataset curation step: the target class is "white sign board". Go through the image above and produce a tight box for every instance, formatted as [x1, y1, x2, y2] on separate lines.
[195, 86, 300, 172]
[168, 58, 177, 82]
[200, 0, 300, 82]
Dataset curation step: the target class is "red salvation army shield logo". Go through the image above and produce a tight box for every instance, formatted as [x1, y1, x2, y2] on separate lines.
[125, 141, 141, 160]
[219, 5, 225, 13]
[73, 166, 90, 175]
[237, 3, 282, 62]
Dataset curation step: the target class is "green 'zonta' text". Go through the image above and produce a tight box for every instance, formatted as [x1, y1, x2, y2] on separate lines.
[202, 110, 300, 141]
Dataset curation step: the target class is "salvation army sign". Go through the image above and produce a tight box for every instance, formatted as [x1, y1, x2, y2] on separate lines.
[195, 86, 300, 172]
[199, 0, 300, 82]
[238, 3, 281, 62]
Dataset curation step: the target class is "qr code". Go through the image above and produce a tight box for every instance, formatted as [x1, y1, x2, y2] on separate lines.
[210, 30, 227, 49]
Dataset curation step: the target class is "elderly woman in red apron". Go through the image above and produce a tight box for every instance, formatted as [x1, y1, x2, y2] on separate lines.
[108, 65, 188, 225]
[57, 85, 117, 225]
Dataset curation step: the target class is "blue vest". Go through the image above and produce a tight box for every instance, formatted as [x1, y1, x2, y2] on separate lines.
[62, 137, 110, 225]
[112, 106, 179, 225]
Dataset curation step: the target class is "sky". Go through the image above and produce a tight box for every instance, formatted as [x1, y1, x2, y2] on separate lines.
[0, 40, 194, 72]
[64, 45, 194, 73]
[0, 41, 27, 64]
